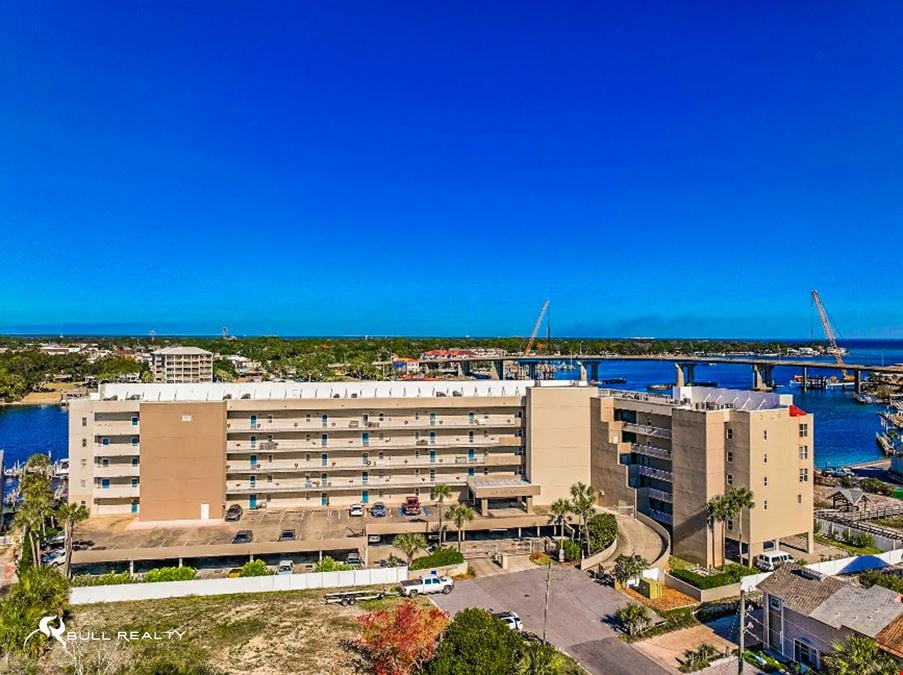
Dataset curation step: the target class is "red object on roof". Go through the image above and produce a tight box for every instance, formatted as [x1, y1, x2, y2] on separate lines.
[789, 404, 807, 417]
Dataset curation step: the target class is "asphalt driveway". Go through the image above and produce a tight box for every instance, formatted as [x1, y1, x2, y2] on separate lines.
[431, 566, 668, 675]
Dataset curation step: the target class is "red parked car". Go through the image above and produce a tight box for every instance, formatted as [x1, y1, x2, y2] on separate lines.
[402, 496, 422, 516]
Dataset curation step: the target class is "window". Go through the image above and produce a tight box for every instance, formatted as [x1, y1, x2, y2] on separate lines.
[101, 479, 110, 489]
[81, 417, 87, 427]
[799, 423, 809, 438]
[726, 474, 734, 486]
[726, 519, 733, 532]
[468, 412, 475, 423]
[763, 430, 768, 440]
[727, 451, 733, 463]
[763, 476, 768, 487]
[763, 500, 768, 510]
[764, 453, 768, 464]
[322, 414, 328, 428]
[726, 427, 733, 440]
[101, 457, 109, 467]
[378, 413, 384, 422]
[793, 640, 819, 670]
[102, 437, 110, 446]
[362, 413, 369, 424]
[131, 436, 138, 446]
[81, 438, 87, 448]
[131, 457, 139, 466]
[131, 416, 138, 426]
[800, 468, 809, 482]
[799, 445, 808, 460]
[131, 478, 139, 487]
[80, 459, 87, 467]
[80, 480, 86, 488]
[415, 412, 420, 421]
[798, 494, 802, 504]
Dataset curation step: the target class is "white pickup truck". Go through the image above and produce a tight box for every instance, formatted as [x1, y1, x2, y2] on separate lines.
[399, 573, 454, 597]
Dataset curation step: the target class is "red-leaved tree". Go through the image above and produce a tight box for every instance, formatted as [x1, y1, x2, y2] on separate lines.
[356, 600, 449, 675]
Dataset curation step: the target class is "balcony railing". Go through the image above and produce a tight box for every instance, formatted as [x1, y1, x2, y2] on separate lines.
[648, 508, 673, 525]
[226, 416, 522, 433]
[226, 455, 522, 474]
[94, 444, 140, 457]
[227, 475, 472, 494]
[94, 464, 140, 479]
[647, 487, 673, 504]
[631, 443, 671, 460]
[637, 465, 673, 482]
[228, 437, 519, 452]
[599, 389, 674, 404]
[622, 422, 673, 439]
[94, 485, 139, 499]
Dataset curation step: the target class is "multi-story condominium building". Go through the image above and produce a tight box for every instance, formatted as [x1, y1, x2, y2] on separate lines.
[67, 381, 813, 566]
[150, 346, 214, 383]
[592, 386, 814, 566]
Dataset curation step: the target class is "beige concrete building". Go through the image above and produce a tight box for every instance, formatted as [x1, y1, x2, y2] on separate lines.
[150, 346, 214, 383]
[592, 387, 814, 567]
[68, 381, 813, 566]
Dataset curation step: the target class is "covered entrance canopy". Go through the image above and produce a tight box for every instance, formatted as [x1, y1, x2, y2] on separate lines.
[467, 477, 541, 516]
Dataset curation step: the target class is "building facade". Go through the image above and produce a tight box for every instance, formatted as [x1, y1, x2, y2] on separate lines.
[68, 382, 814, 565]
[150, 347, 214, 384]
[591, 387, 814, 566]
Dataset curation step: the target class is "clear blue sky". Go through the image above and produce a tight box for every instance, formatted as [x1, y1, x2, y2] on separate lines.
[1, 2, 901, 338]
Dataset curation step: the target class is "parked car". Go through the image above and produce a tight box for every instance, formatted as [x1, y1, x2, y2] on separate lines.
[399, 573, 454, 597]
[278, 528, 296, 541]
[232, 530, 254, 544]
[42, 551, 65, 567]
[755, 550, 794, 572]
[225, 504, 244, 521]
[277, 560, 294, 575]
[370, 502, 387, 517]
[44, 533, 66, 547]
[227, 568, 243, 578]
[492, 611, 523, 631]
[402, 496, 422, 516]
[345, 551, 363, 568]
[349, 503, 364, 517]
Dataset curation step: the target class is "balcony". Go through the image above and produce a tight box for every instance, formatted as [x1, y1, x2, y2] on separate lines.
[227, 475, 472, 494]
[637, 465, 673, 482]
[622, 422, 673, 440]
[647, 487, 673, 504]
[94, 464, 139, 479]
[631, 443, 671, 461]
[648, 508, 673, 525]
[95, 444, 140, 457]
[94, 421, 140, 435]
[226, 454, 521, 474]
[228, 436, 520, 453]
[94, 485, 139, 499]
[226, 416, 523, 434]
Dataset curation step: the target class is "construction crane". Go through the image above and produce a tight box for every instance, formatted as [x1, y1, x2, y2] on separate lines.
[524, 300, 550, 355]
[811, 290, 852, 380]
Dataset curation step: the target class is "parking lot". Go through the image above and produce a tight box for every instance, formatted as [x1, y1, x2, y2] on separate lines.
[431, 566, 668, 675]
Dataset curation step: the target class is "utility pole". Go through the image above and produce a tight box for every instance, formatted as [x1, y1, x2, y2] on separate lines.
[542, 559, 552, 642]
[738, 589, 746, 674]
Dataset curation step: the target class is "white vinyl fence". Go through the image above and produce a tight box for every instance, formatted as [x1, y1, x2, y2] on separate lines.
[71, 566, 409, 605]
[740, 549, 903, 592]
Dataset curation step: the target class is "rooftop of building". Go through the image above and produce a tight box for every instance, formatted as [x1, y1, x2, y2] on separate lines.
[93, 379, 555, 402]
[152, 346, 213, 356]
[599, 386, 796, 412]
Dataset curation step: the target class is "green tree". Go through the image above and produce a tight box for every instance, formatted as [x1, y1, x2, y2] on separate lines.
[518, 641, 559, 675]
[586, 513, 618, 555]
[432, 484, 453, 544]
[55, 501, 89, 578]
[725, 486, 755, 565]
[568, 482, 597, 552]
[314, 556, 352, 572]
[239, 560, 273, 577]
[0, 565, 69, 657]
[548, 498, 571, 543]
[612, 553, 649, 587]
[614, 602, 651, 638]
[823, 635, 897, 675]
[393, 533, 427, 566]
[423, 608, 524, 675]
[446, 504, 475, 553]
[706, 494, 729, 568]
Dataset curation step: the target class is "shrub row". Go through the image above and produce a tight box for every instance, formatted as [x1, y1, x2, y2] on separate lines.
[411, 546, 464, 571]
[859, 569, 903, 593]
[72, 565, 197, 586]
[669, 564, 757, 590]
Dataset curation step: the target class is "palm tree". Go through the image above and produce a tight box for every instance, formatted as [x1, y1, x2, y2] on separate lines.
[614, 602, 651, 638]
[446, 503, 475, 552]
[706, 495, 727, 568]
[392, 532, 427, 566]
[569, 482, 597, 550]
[549, 498, 571, 542]
[823, 635, 896, 675]
[13, 501, 44, 567]
[432, 483, 452, 545]
[56, 502, 89, 578]
[726, 486, 755, 565]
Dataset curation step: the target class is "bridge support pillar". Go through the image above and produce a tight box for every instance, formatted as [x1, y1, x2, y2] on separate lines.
[457, 360, 471, 378]
[752, 365, 774, 391]
[579, 363, 588, 382]
[855, 370, 863, 395]
[527, 362, 538, 379]
[490, 360, 503, 380]
[675, 363, 685, 388]
[589, 363, 599, 383]
[802, 367, 808, 392]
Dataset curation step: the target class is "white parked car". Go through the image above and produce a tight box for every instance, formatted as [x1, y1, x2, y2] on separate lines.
[277, 560, 294, 575]
[493, 611, 523, 631]
[349, 504, 364, 517]
[399, 573, 454, 597]
[756, 550, 794, 571]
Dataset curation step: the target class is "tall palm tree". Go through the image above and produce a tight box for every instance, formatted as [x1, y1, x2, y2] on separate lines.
[706, 495, 727, 568]
[447, 503, 475, 552]
[726, 486, 755, 565]
[549, 498, 571, 543]
[13, 500, 44, 567]
[569, 482, 597, 550]
[56, 502, 89, 578]
[432, 483, 452, 545]
[392, 532, 427, 566]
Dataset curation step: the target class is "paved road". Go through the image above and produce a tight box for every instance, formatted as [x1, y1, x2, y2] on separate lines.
[432, 566, 668, 675]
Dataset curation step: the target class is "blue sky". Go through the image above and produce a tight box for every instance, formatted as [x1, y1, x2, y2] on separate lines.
[1, 2, 902, 338]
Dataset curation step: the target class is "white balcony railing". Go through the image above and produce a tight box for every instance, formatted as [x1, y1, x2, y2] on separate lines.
[631, 443, 671, 460]
[647, 487, 673, 504]
[648, 508, 673, 524]
[637, 465, 673, 482]
[94, 485, 139, 499]
[93, 464, 140, 479]
[226, 455, 522, 474]
[227, 475, 472, 494]
[226, 416, 522, 433]
[622, 422, 673, 440]
[227, 437, 519, 453]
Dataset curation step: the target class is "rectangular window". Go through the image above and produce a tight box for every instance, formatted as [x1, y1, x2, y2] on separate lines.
[726, 451, 733, 463]
[764, 476, 768, 486]
[102, 437, 110, 446]
[726, 519, 733, 531]
[131, 457, 139, 466]
[80, 479, 86, 488]
[101, 479, 110, 489]
[131, 416, 139, 426]
[81, 438, 87, 448]
[80, 458, 87, 467]
[800, 468, 809, 482]
[799, 445, 808, 459]
[322, 414, 328, 428]
[798, 494, 802, 504]
[727, 474, 734, 486]
[763, 430, 768, 440]
[131, 478, 139, 487]
[799, 423, 809, 438]
[793, 640, 819, 670]
[764, 453, 768, 464]
[82, 417, 87, 427]
[131, 436, 139, 446]
[763, 500, 768, 510]
[101, 457, 109, 467]
[726, 427, 733, 440]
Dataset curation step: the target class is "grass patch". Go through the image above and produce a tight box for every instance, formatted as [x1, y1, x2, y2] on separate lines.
[872, 516, 903, 531]
[815, 534, 881, 555]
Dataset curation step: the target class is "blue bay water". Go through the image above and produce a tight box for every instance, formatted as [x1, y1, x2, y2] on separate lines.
[0, 339, 900, 471]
